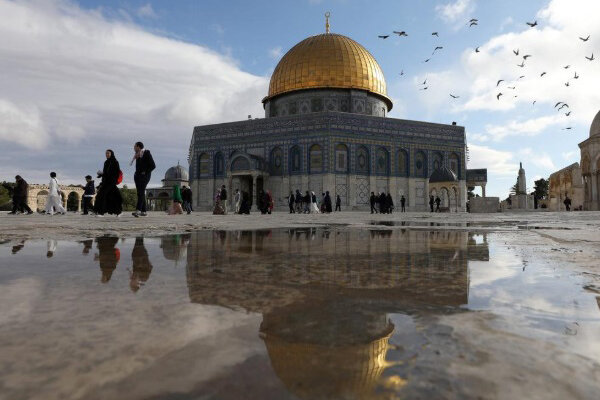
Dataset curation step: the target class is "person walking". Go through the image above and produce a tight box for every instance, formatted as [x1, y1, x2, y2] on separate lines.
[310, 191, 320, 213]
[324, 191, 332, 213]
[44, 172, 66, 215]
[435, 196, 441, 212]
[295, 189, 303, 213]
[82, 175, 95, 215]
[94, 150, 123, 217]
[10, 175, 33, 215]
[213, 189, 225, 215]
[379, 192, 387, 214]
[131, 142, 155, 218]
[266, 190, 274, 214]
[220, 185, 228, 214]
[182, 185, 193, 214]
[168, 184, 184, 214]
[234, 189, 241, 214]
[386, 193, 394, 214]
[400, 195, 406, 212]
[370, 192, 378, 214]
[564, 194, 572, 211]
[335, 194, 341, 212]
[429, 195, 435, 213]
[288, 191, 295, 213]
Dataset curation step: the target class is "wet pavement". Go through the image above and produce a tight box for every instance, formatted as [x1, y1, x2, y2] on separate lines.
[1, 228, 599, 399]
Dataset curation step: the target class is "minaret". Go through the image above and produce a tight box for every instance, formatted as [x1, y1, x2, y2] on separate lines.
[517, 162, 526, 194]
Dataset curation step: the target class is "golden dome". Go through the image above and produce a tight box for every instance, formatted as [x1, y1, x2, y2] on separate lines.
[264, 33, 392, 110]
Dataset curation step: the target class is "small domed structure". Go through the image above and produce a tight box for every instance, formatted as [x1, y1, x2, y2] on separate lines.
[590, 110, 600, 137]
[429, 166, 458, 183]
[164, 163, 189, 183]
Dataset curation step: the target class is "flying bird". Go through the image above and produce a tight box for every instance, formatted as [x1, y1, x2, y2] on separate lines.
[554, 101, 564, 108]
[432, 46, 443, 54]
[580, 35, 590, 41]
[586, 53, 594, 61]
[449, 94, 460, 99]
[564, 65, 570, 69]
[432, 32, 439, 37]
[565, 111, 571, 116]
[507, 86, 516, 89]
[378, 35, 390, 39]
[422, 79, 427, 85]
[517, 61, 526, 67]
[574, 72, 579, 79]
[423, 58, 431, 63]
[518, 75, 525, 79]
[470, 21, 478, 27]
[513, 49, 520, 56]
[475, 46, 480, 53]
[562, 127, 572, 130]
[497, 93, 503, 100]
[533, 101, 537, 105]
[496, 79, 504, 86]
[540, 72, 547, 76]
[558, 103, 569, 110]
[523, 55, 532, 60]
[420, 86, 428, 91]
[393, 31, 408, 37]
[469, 18, 478, 23]
[399, 70, 404, 76]
[565, 82, 570, 87]
[526, 21, 538, 27]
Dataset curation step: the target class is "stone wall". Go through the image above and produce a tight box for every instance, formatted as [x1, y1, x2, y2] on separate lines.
[469, 197, 499, 213]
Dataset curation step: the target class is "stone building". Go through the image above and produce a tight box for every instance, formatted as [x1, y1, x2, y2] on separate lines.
[146, 163, 189, 211]
[548, 163, 584, 211]
[579, 110, 600, 210]
[188, 25, 469, 211]
[26, 184, 85, 212]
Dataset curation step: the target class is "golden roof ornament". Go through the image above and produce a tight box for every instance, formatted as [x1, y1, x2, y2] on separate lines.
[325, 11, 330, 33]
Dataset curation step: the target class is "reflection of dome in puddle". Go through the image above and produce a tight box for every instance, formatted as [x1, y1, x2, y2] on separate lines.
[259, 301, 395, 400]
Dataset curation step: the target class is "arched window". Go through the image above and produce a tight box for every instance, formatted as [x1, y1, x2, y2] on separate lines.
[449, 153, 460, 176]
[415, 151, 427, 178]
[199, 153, 210, 177]
[433, 152, 443, 171]
[270, 147, 284, 175]
[335, 144, 349, 173]
[309, 144, 323, 173]
[289, 146, 302, 173]
[397, 149, 408, 177]
[214, 152, 225, 177]
[356, 146, 370, 174]
[375, 147, 389, 175]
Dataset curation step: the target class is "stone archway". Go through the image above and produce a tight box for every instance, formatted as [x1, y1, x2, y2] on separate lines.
[67, 192, 80, 212]
[36, 190, 48, 212]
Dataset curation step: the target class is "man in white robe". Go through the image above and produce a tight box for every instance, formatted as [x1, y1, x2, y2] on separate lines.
[45, 172, 66, 215]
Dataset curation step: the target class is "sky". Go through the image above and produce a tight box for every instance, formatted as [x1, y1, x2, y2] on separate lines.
[1, 0, 599, 198]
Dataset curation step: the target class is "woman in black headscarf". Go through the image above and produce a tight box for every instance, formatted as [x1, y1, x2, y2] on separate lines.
[94, 149, 123, 216]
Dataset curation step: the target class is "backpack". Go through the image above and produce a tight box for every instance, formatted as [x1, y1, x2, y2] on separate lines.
[117, 170, 123, 185]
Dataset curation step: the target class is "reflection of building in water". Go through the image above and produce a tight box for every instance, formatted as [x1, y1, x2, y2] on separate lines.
[160, 234, 190, 265]
[185, 229, 488, 399]
[95, 236, 120, 283]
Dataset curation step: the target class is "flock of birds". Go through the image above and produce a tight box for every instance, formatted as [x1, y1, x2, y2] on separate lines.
[377, 18, 596, 131]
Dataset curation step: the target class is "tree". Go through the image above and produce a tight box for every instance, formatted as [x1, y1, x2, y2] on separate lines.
[533, 178, 549, 200]
[120, 185, 138, 211]
[0, 184, 11, 211]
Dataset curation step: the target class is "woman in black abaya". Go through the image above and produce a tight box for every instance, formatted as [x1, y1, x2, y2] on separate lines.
[94, 149, 123, 216]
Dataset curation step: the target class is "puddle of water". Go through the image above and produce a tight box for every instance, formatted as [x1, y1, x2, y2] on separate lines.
[0, 229, 599, 399]
[369, 221, 576, 231]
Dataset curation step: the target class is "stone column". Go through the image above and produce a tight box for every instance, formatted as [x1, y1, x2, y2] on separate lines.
[481, 184, 486, 198]
[591, 173, 598, 210]
[227, 175, 233, 212]
[77, 194, 81, 212]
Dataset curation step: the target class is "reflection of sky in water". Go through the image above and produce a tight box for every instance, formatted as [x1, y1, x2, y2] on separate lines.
[1, 229, 599, 400]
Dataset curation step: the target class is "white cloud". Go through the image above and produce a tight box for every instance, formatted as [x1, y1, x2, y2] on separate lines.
[519, 148, 556, 171]
[0, 0, 268, 184]
[269, 46, 283, 60]
[455, 0, 600, 125]
[435, 0, 475, 24]
[137, 3, 157, 19]
[561, 150, 578, 161]
[0, 99, 48, 149]
[467, 143, 517, 176]
[485, 115, 563, 141]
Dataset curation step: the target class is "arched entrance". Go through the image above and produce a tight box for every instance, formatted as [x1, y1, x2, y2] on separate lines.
[67, 192, 80, 212]
[36, 190, 48, 212]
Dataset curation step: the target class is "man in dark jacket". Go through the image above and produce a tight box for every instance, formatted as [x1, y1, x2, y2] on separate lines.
[435, 196, 441, 212]
[182, 186, 193, 214]
[288, 191, 295, 213]
[131, 141, 155, 217]
[220, 185, 228, 214]
[10, 175, 33, 214]
[82, 175, 95, 215]
[370, 192, 378, 214]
